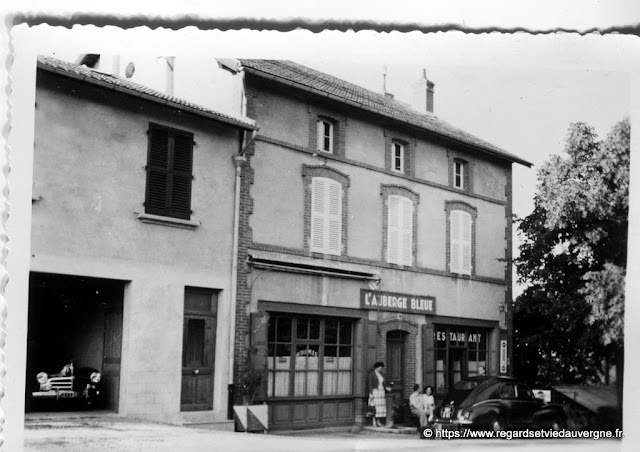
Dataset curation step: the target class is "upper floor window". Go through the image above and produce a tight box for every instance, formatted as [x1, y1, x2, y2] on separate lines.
[145, 123, 194, 220]
[446, 200, 477, 276]
[392, 142, 405, 173]
[387, 195, 413, 266]
[317, 119, 334, 153]
[310, 177, 342, 255]
[381, 185, 419, 267]
[449, 156, 473, 193]
[384, 132, 414, 177]
[454, 160, 464, 189]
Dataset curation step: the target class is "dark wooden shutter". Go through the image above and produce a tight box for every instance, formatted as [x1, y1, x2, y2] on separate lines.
[364, 320, 378, 391]
[145, 124, 194, 220]
[170, 130, 194, 219]
[250, 311, 270, 401]
[422, 323, 435, 387]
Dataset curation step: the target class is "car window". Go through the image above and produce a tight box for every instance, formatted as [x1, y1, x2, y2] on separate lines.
[453, 380, 479, 390]
[516, 383, 534, 400]
[498, 383, 516, 399]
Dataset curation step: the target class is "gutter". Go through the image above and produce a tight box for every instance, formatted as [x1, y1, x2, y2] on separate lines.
[39, 62, 258, 132]
[242, 66, 532, 168]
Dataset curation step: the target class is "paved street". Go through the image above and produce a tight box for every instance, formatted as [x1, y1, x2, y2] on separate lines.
[23, 414, 626, 452]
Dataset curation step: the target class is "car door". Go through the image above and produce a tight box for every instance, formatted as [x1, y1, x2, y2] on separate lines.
[497, 382, 518, 427]
[514, 383, 544, 427]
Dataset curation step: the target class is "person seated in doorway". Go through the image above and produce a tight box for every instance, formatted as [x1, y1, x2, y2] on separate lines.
[409, 384, 429, 428]
[420, 385, 436, 420]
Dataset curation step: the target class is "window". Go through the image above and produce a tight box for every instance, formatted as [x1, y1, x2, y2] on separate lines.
[145, 123, 194, 220]
[384, 133, 414, 177]
[387, 195, 413, 266]
[267, 315, 353, 398]
[449, 156, 472, 192]
[454, 160, 464, 189]
[317, 119, 334, 153]
[310, 177, 342, 255]
[450, 210, 472, 275]
[392, 142, 404, 173]
[434, 326, 488, 394]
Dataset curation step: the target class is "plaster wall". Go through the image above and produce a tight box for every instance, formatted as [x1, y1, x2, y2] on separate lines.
[31, 72, 239, 422]
[250, 268, 504, 326]
[250, 142, 506, 279]
[343, 117, 386, 167]
[249, 87, 310, 148]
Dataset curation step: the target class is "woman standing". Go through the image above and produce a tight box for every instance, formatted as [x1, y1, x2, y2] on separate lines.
[367, 362, 388, 427]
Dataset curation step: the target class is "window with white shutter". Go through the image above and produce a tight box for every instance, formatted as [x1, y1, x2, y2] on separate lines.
[450, 210, 472, 274]
[310, 177, 342, 255]
[387, 195, 413, 266]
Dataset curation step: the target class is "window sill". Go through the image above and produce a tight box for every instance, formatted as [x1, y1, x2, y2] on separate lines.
[136, 212, 200, 230]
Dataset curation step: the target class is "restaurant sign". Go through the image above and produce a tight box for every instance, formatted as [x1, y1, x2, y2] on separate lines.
[360, 289, 436, 315]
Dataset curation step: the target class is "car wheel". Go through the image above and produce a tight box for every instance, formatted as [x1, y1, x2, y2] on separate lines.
[491, 417, 505, 432]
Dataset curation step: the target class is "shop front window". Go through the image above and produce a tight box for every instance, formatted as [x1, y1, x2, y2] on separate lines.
[434, 326, 488, 394]
[267, 315, 353, 398]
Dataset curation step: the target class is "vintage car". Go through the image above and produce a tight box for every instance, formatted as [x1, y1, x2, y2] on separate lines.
[32, 362, 103, 408]
[428, 376, 567, 434]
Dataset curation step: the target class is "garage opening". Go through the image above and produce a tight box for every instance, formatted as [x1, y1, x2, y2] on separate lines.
[25, 272, 126, 413]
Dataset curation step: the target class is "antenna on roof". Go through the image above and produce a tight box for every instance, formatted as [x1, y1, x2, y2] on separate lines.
[382, 65, 388, 93]
[383, 65, 394, 99]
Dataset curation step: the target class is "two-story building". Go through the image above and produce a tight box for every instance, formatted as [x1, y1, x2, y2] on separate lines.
[27, 56, 256, 427]
[232, 60, 532, 430]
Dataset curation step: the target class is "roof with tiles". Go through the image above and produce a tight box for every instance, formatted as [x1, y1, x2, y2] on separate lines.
[240, 59, 531, 167]
[37, 55, 257, 130]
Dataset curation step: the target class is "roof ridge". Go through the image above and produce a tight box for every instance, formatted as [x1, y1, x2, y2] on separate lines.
[37, 55, 257, 130]
[239, 59, 531, 167]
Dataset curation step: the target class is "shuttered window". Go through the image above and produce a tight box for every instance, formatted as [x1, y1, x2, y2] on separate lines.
[310, 177, 342, 255]
[145, 123, 194, 220]
[387, 195, 413, 266]
[450, 210, 472, 274]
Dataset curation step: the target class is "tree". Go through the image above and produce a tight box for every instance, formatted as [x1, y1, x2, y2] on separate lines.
[514, 118, 628, 392]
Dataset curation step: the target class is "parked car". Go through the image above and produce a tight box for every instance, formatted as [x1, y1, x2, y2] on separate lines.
[429, 376, 567, 433]
[32, 361, 103, 408]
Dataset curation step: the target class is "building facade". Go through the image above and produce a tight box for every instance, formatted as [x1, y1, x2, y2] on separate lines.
[28, 56, 256, 426]
[232, 60, 531, 430]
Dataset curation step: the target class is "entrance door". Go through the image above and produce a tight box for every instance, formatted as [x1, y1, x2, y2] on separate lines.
[181, 288, 217, 411]
[386, 330, 406, 405]
[103, 305, 123, 411]
[448, 348, 466, 389]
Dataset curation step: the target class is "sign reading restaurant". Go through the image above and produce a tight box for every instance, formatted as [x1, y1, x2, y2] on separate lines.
[360, 289, 436, 315]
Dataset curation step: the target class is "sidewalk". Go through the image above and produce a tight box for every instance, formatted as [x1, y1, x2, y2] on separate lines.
[24, 414, 623, 452]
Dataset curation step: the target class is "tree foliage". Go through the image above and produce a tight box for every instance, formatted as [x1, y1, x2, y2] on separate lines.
[514, 118, 628, 387]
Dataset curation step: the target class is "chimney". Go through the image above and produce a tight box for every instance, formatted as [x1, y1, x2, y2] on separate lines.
[410, 69, 435, 114]
[427, 80, 435, 113]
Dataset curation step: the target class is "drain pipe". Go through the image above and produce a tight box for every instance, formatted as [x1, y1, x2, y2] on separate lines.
[228, 130, 256, 413]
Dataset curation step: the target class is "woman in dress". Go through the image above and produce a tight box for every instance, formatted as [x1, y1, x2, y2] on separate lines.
[367, 362, 388, 427]
[420, 385, 436, 419]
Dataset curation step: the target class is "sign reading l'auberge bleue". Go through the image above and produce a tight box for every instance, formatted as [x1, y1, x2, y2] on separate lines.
[360, 289, 436, 315]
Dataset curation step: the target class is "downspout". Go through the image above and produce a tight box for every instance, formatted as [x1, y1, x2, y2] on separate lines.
[229, 129, 257, 398]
